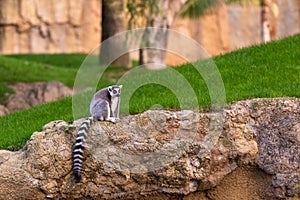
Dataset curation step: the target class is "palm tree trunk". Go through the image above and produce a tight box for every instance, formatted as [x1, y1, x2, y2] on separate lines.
[140, 0, 188, 70]
[261, 0, 278, 43]
[100, 0, 130, 67]
[140, 26, 169, 70]
[296, 0, 300, 29]
[140, 0, 169, 69]
[261, 0, 271, 43]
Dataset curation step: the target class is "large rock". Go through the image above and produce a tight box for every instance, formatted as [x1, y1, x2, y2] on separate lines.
[0, 105, 9, 117]
[5, 81, 72, 112]
[0, 98, 299, 199]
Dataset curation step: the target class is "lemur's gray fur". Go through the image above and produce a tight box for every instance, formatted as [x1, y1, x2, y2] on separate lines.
[72, 85, 122, 182]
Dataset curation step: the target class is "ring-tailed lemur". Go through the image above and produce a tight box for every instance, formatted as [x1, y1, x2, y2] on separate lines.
[72, 85, 122, 182]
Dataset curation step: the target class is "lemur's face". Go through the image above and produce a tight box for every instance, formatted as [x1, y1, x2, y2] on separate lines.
[108, 85, 122, 97]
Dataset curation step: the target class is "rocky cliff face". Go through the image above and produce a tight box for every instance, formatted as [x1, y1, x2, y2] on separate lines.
[0, 98, 299, 199]
[1, 0, 299, 62]
[0, 0, 101, 54]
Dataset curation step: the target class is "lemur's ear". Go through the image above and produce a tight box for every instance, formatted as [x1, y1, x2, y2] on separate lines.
[119, 85, 123, 89]
[108, 86, 113, 92]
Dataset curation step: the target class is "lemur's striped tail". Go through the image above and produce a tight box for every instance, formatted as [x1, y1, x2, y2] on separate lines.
[72, 117, 94, 182]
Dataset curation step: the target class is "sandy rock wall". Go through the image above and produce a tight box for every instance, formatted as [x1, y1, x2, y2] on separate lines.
[0, 0, 101, 54]
[170, 0, 300, 57]
[0, 0, 299, 62]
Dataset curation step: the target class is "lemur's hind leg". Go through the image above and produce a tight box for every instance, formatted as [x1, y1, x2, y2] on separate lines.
[93, 101, 117, 123]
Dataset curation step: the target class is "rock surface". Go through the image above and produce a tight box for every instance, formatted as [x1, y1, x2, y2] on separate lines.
[0, 98, 299, 199]
[0, 105, 9, 117]
[3, 81, 72, 113]
[0, 0, 101, 54]
[1, 0, 299, 64]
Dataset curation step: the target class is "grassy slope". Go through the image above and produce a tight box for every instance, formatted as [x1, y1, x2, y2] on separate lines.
[0, 54, 127, 101]
[0, 97, 73, 149]
[130, 34, 300, 112]
[0, 34, 299, 149]
[215, 36, 300, 101]
[0, 55, 82, 100]
[0, 53, 130, 96]
[5, 53, 87, 68]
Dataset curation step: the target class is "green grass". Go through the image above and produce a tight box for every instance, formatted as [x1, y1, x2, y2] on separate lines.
[0, 54, 128, 100]
[0, 34, 299, 150]
[0, 55, 79, 99]
[0, 54, 81, 149]
[0, 97, 73, 150]
[5, 53, 87, 68]
[214, 35, 300, 101]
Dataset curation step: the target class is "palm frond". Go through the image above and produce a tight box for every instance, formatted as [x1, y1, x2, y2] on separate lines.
[225, 0, 260, 6]
[179, 0, 219, 18]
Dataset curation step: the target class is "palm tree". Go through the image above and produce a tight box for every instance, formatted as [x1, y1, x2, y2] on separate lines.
[100, 0, 131, 67]
[126, 0, 219, 69]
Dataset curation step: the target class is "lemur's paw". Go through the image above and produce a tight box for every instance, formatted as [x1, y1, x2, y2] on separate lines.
[108, 117, 119, 123]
